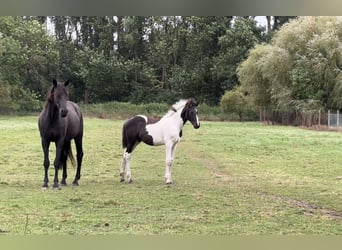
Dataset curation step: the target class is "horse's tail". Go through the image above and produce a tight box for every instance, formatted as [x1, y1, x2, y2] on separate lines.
[61, 142, 76, 169]
[68, 145, 76, 167]
[122, 124, 127, 149]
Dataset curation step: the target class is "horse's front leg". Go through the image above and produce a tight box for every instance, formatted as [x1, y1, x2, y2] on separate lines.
[165, 142, 178, 184]
[41, 139, 50, 189]
[53, 140, 63, 189]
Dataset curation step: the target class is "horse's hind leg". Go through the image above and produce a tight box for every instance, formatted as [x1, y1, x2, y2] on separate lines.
[121, 149, 133, 183]
[120, 149, 127, 182]
[120, 142, 139, 183]
[72, 136, 83, 186]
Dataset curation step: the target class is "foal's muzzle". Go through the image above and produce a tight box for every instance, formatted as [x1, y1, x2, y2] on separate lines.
[192, 121, 200, 129]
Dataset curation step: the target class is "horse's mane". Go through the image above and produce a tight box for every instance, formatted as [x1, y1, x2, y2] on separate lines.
[163, 99, 188, 118]
[44, 87, 54, 108]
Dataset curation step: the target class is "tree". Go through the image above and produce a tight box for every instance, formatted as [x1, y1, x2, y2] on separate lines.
[212, 17, 263, 92]
[239, 16, 342, 113]
[220, 86, 254, 120]
[0, 16, 57, 112]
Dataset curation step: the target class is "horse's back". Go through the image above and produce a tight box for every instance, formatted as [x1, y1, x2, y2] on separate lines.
[122, 115, 157, 147]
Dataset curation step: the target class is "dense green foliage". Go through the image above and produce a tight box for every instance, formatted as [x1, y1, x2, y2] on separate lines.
[238, 16, 342, 113]
[0, 16, 271, 113]
[0, 16, 306, 116]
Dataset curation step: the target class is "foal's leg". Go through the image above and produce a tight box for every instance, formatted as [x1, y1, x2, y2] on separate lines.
[121, 150, 133, 183]
[41, 139, 50, 189]
[122, 150, 134, 183]
[120, 142, 139, 183]
[165, 142, 178, 184]
[120, 149, 127, 182]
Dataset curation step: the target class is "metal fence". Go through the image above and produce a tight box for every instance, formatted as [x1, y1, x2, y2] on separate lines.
[260, 110, 342, 130]
[328, 110, 342, 129]
[260, 109, 342, 129]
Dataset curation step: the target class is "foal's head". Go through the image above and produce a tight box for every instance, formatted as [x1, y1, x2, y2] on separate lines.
[181, 98, 200, 129]
[49, 79, 70, 117]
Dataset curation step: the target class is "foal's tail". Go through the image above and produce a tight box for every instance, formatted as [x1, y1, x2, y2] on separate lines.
[122, 124, 128, 149]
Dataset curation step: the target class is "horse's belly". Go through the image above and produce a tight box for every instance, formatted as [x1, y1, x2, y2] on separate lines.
[145, 125, 164, 145]
[145, 125, 180, 146]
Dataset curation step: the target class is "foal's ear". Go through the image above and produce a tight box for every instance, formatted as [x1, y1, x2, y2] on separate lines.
[64, 80, 71, 86]
[188, 98, 199, 107]
[53, 79, 58, 87]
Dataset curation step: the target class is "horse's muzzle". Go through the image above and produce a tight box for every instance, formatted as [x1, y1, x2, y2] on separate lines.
[194, 123, 200, 129]
[60, 109, 68, 117]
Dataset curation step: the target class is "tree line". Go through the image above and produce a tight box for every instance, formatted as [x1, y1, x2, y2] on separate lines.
[0, 16, 295, 114]
[228, 16, 342, 122]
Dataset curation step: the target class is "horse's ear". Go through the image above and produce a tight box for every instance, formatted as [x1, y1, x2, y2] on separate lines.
[188, 98, 199, 108]
[64, 80, 70, 86]
[53, 79, 57, 87]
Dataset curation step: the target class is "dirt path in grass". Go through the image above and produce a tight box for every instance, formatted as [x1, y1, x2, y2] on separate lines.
[259, 192, 342, 220]
[190, 148, 342, 221]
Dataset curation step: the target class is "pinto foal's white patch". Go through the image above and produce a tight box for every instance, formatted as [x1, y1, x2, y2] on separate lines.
[145, 101, 186, 146]
[136, 115, 148, 123]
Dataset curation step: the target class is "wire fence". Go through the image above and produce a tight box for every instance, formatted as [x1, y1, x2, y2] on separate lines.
[260, 109, 342, 130]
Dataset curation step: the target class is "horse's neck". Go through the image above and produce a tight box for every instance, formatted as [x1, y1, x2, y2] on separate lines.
[161, 111, 184, 130]
[45, 101, 59, 123]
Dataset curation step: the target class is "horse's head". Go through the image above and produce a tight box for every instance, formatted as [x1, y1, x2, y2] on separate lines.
[181, 98, 200, 129]
[51, 79, 70, 118]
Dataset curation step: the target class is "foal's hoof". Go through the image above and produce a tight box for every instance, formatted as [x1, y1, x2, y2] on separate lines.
[61, 181, 67, 186]
[72, 182, 79, 186]
[128, 179, 133, 184]
[42, 186, 48, 190]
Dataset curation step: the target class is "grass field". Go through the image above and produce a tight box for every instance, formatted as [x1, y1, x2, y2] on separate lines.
[0, 116, 341, 235]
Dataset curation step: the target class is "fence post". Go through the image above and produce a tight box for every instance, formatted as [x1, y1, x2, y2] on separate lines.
[328, 110, 330, 128]
[337, 110, 340, 129]
[318, 109, 321, 128]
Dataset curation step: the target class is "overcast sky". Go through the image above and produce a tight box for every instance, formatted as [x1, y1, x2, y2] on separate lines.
[255, 16, 267, 27]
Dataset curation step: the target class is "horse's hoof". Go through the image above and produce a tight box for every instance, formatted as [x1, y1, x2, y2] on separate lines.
[120, 179, 125, 183]
[42, 186, 48, 190]
[128, 179, 133, 183]
[61, 182, 67, 186]
[166, 181, 173, 185]
[53, 186, 60, 190]
[72, 182, 79, 186]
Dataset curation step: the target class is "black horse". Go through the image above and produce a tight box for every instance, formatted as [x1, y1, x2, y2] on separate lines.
[38, 79, 84, 189]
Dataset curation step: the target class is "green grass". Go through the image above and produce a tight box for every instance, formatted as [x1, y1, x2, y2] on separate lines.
[0, 116, 341, 235]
